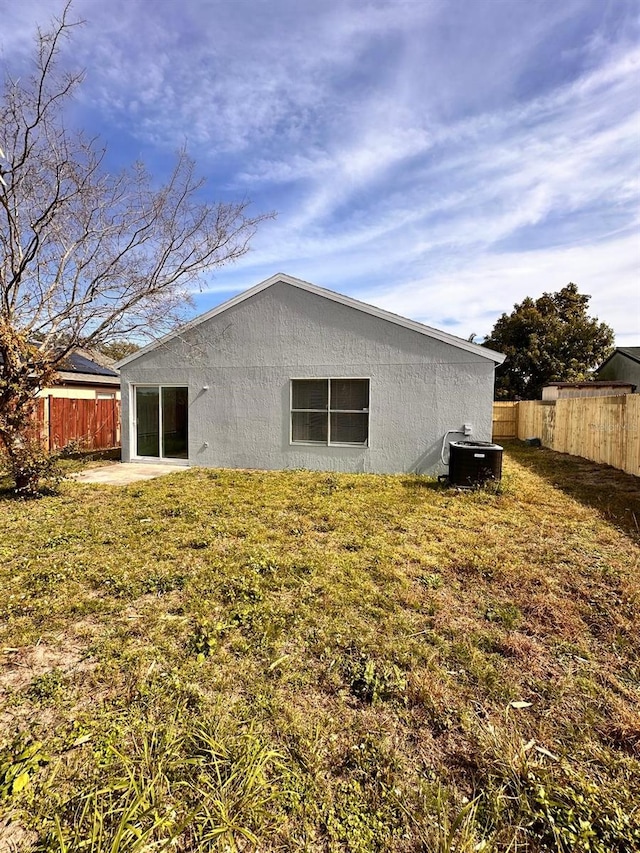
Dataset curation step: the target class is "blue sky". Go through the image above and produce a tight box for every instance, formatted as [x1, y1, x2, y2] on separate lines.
[3, 0, 639, 345]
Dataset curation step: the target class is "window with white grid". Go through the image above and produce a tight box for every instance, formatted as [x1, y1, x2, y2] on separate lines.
[291, 379, 369, 445]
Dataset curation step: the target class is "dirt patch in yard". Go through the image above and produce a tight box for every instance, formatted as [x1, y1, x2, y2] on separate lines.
[0, 814, 37, 853]
[0, 634, 100, 738]
[0, 641, 95, 694]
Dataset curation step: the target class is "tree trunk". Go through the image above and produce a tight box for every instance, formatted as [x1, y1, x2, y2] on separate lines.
[0, 326, 59, 493]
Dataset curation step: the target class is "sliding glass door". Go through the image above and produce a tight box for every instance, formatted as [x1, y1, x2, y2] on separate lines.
[135, 386, 188, 459]
[135, 387, 160, 456]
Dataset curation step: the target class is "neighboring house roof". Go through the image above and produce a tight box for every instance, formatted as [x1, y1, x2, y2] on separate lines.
[1, 346, 120, 384]
[116, 273, 506, 368]
[59, 349, 119, 378]
[596, 347, 640, 373]
[55, 349, 120, 387]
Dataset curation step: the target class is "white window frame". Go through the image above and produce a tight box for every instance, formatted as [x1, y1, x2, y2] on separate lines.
[289, 377, 370, 447]
[131, 384, 190, 462]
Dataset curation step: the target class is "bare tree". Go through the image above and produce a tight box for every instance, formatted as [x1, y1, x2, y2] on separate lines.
[0, 3, 272, 491]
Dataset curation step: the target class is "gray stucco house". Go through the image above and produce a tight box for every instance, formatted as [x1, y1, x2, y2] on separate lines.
[117, 273, 505, 475]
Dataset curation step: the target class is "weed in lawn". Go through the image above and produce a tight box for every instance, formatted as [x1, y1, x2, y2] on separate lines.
[323, 735, 406, 851]
[346, 654, 407, 706]
[0, 738, 48, 800]
[26, 669, 66, 704]
[140, 572, 186, 595]
[399, 783, 494, 853]
[187, 723, 286, 848]
[37, 719, 187, 852]
[220, 575, 264, 605]
[474, 722, 640, 853]
[419, 571, 444, 590]
[324, 777, 402, 852]
[484, 602, 522, 630]
[188, 618, 227, 661]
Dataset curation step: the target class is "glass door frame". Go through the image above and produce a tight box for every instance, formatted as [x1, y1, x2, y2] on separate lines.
[132, 384, 190, 463]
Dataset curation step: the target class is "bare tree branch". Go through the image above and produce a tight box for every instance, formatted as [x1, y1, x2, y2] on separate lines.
[0, 2, 274, 491]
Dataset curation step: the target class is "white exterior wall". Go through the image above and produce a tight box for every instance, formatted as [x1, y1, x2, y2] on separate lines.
[120, 283, 497, 475]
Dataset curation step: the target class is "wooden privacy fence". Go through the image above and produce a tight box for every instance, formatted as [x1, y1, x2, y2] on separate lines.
[492, 395, 640, 476]
[492, 402, 518, 440]
[36, 397, 121, 451]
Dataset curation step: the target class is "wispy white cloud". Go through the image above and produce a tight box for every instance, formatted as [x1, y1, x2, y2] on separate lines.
[362, 233, 640, 343]
[52, 0, 438, 154]
[209, 26, 639, 345]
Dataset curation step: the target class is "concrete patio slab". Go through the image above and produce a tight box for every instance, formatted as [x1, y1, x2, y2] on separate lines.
[71, 462, 189, 485]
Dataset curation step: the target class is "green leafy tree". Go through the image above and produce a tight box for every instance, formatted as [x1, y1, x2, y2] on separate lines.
[483, 283, 614, 400]
[0, 4, 271, 492]
[98, 341, 140, 363]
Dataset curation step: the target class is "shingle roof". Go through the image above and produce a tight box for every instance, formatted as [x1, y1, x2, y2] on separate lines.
[1, 345, 119, 378]
[60, 350, 119, 377]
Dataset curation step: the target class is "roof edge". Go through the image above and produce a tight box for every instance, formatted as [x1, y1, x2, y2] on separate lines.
[116, 273, 506, 367]
[595, 347, 640, 373]
[617, 347, 640, 365]
[55, 372, 121, 386]
[544, 380, 634, 388]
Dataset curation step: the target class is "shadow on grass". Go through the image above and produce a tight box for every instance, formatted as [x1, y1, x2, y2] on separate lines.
[0, 447, 121, 500]
[0, 479, 61, 501]
[401, 476, 444, 491]
[504, 440, 640, 542]
[61, 446, 121, 463]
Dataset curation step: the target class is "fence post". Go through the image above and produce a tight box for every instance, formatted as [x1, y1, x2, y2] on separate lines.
[44, 396, 51, 451]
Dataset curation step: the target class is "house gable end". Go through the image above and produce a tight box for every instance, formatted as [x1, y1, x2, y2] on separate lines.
[116, 274, 505, 369]
[596, 348, 640, 387]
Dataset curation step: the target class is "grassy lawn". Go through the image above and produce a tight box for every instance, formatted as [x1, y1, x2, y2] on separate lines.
[0, 443, 638, 851]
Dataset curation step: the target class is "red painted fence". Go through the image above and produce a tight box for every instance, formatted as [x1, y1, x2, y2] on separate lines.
[35, 397, 121, 451]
